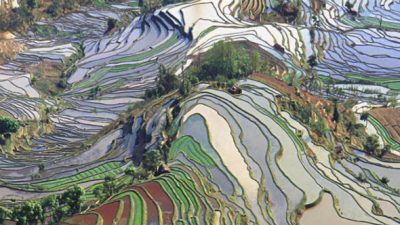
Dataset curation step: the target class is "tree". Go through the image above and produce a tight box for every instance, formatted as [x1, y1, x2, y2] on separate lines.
[332, 102, 340, 131]
[201, 41, 252, 80]
[143, 150, 162, 171]
[41, 195, 59, 223]
[0, 207, 11, 224]
[90, 85, 101, 98]
[345, 121, 356, 142]
[381, 176, 390, 185]
[60, 185, 84, 215]
[53, 207, 68, 223]
[312, 119, 328, 137]
[57, 79, 67, 89]
[179, 78, 192, 96]
[125, 167, 136, 184]
[41, 195, 59, 212]
[156, 65, 179, 96]
[345, 1, 354, 11]
[103, 176, 117, 197]
[93, 186, 105, 201]
[356, 172, 366, 182]
[12, 201, 44, 225]
[26, 0, 38, 9]
[364, 135, 380, 155]
[63, 0, 79, 10]
[381, 145, 390, 158]
[360, 111, 369, 121]
[46, 1, 61, 17]
[105, 18, 118, 34]
[0, 116, 20, 135]
[307, 55, 318, 68]
[250, 51, 263, 73]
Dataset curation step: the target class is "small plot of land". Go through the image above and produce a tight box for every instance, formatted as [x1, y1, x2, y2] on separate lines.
[300, 193, 371, 225]
[0, 40, 24, 65]
[369, 108, 400, 143]
[26, 61, 65, 96]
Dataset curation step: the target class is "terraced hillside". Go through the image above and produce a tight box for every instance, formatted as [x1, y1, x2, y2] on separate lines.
[0, 0, 400, 224]
[69, 80, 400, 225]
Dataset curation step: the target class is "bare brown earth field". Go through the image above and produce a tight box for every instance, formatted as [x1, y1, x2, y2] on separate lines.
[370, 108, 400, 143]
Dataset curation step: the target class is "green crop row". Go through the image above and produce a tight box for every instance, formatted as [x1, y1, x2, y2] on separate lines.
[368, 116, 400, 151]
[169, 136, 216, 167]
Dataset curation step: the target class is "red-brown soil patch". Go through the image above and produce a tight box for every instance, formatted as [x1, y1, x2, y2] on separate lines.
[250, 73, 335, 128]
[117, 196, 131, 225]
[132, 186, 159, 225]
[370, 108, 400, 143]
[94, 200, 120, 225]
[62, 213, 98, 225]
[142, 182, 174, 225]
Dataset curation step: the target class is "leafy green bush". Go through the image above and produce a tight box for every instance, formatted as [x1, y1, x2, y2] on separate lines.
[0, 116, 20, 135]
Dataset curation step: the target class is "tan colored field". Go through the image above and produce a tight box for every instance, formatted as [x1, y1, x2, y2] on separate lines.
[300, 193, 371, 225]
[370, 108, 400, 143]
[0, 39, 24, 65]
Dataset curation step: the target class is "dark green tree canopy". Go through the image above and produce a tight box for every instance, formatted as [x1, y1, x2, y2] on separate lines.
[0, 116, 20, 135]
[143, 149, 162, 171]
[364, 135, 380, 155]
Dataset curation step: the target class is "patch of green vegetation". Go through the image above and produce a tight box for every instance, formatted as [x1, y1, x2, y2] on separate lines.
[0, 186, 85, 225]
[169, 136, 216, 167]
[345, 74, 400, 91]
[341, 14, 400, 30]
[32, 24, 84, 39]
[128, 1, 139, 7]
[0, 0, 121, 32]
[31, 162, 125, 191]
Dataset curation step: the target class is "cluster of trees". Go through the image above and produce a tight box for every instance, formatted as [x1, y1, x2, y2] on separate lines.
[94, 175, 119, 201]
[0, 0, 119, 32]
[89, 85, 102, 99]
[0, 4, 33, 31]
[94, 150, 162, 203]
[192, 41, 261, 81]
[281, 99, 329, 137]
[145, 41, 267, 99]
[105, 18, 118, 34]
[360, 112, 391, 158]
[0, 116, 20, 136]
[363, 134, 391, 158]
[142, 149, 162, 171]
[0, 185, 84, 225]
[145, 65, 180, 98]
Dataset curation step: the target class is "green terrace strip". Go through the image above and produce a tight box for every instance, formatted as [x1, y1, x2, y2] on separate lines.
[73, 60, 155, 90]
[112, 191, 145, 225]
[31, 162, 126, 191]
[111, 33, 180, 63]
[197, 26, 217, 38]
[344, 74, 400, 91]
[83, 175, 134, 201]
[368, 116, 400, 151]
[169, 136, 217, 167]
[341, 15, 400, 30]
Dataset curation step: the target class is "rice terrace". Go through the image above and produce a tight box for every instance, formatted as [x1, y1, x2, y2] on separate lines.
[0, 0, 399, 224]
